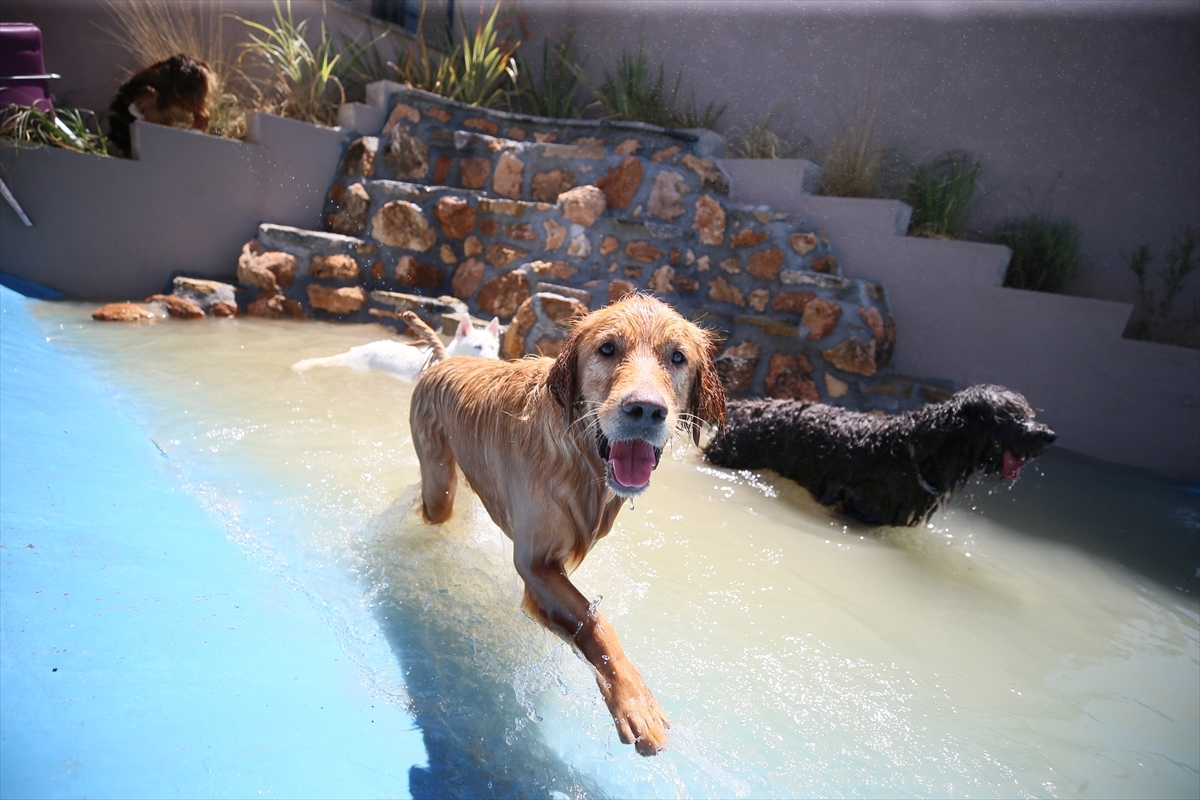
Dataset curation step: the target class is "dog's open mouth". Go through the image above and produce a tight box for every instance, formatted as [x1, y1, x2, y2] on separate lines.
[1002, 451, 1026, 479]
[597, 432, 662, 493]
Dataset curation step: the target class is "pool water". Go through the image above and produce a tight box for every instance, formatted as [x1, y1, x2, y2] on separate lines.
[5, 291, 1199, 798]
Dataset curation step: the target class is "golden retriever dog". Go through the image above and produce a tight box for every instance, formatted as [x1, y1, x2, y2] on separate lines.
[409, 294, 725, 756]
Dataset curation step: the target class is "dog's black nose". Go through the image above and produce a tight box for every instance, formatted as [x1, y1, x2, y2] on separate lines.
[622, 395, 667, 426]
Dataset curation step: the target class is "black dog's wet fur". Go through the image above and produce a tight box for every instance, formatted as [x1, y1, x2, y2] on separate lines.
[704, 385, 1057, 527]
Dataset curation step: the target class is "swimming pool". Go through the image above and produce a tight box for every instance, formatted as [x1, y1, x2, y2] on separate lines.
[3, 285, 1197, 798]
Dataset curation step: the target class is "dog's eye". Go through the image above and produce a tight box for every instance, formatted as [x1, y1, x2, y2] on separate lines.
[671, 350, 686, 365]
[598, 342, 616, 357]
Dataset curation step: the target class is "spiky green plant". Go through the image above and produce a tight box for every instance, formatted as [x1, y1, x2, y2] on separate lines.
[819, 93, 891, 197]
[515, 30, 587, 119]
[0, 104, 110, 155]
[577, 41, 722, 129]
[992, 213, 1084, 294]
[238, 0, 345, 127]
[904, 151, 983, 239]
[728, 105, 794, 158]
[1126, 225, 1199, 346]
[674, 89, 726, 131]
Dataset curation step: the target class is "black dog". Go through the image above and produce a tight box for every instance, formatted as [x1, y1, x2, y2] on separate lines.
[703, 385, 1057, 527]
[107, 54, 215, 156]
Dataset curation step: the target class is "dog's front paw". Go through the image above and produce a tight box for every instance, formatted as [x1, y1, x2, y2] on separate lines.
[599, 673, 671, 756]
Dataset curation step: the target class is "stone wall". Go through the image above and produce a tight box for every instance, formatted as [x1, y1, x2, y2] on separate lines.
[237, 84, 942, 410]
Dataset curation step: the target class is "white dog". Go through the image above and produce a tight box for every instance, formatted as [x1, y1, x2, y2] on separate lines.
[292, 316, 501, 382]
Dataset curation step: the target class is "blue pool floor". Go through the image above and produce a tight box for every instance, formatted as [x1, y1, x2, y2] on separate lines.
[0, 285, 427, 798]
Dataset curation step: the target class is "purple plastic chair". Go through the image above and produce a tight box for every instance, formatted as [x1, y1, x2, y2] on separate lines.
[0, 22, 58, 111]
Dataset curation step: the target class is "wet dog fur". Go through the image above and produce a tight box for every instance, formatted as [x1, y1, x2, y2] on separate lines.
[107, 54, 215, 155]
[703, 385, 1056, 527]
[409, 294, 725, 755]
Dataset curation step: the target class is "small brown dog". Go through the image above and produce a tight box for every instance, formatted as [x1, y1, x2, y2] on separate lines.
[107, 54, 215, 155]
[410, 294, 725, 755]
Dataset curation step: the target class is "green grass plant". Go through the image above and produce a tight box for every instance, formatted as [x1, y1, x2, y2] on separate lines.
[514, 30, 587, 118]
[1125, 226, 1199, 347]
[728, 104, 794, 158]
[991, 212, 1084, 294]
[903, 151, 983, 238]
[819, 92, 891, 197]
[581, 41, 723, 129]
[0, 104, 110, 155]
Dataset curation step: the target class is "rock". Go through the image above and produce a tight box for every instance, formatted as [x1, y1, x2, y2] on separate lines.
[614, 138, 640, 155]
[460, 157, 492, 189]
[677, 274, 700, 293]
[650, 145, 680, 163]
[790, 232, 817, 255]
[625, 241, 664, 262]
[567, 234, 592, 259]
[439, 243, 458, 264]
[394, 255, 445, 289]
[824, 373, 849, 399]
[532, 169, 576, 202]
[172, 277, 236, 312]
[486, 242, 528, 267]
[682, 154, 729, 193]
[647, 170, 687, 222]
[309, 254, 360, 281]
[464, 235, 483, 257]
[730, 228, 769, 249]
[503, 298, 537, 358]
[669, 249, 680, 265]
[557, 186, 607, 227]
[747, 247, 785, 281]
[452, 258, 485, 299]
[748, 288, 770, 312]
[533, 131, 557, 143]
[462, 117, 498, 135]
[371, 260, 385, 280]
[771, 291, 814, 315]
[340, 136, 377, 177]
[492, 151, 524, 199]
[707, 276, 745, 306]
[238, 240, 297, 291]
[210, 301, 238, 317]
[504, 223, 538, 242]
[599, 235, 620, 255]
[507, 126, 526, 140]
[479, 198, 524, 216]
[481, 219, 498, 236]
[543, 219, 567, 251]
[540, 293, 589, 323]
[765, 353, 819, 401]
[608, 279, 637, 303]
[424, 106, 451, 123]
[329, 182, 371, 235]
[385, 101, 420, 127]
[857, 306, 884, 340]
[811, 254, 839, 275]
[383, 124, 429, 180]
[715, 341, 761, 393]
[534, 337, 566, 358]
[693, 195, 726, 246]
[624, 266, 643, 279]
[719, 256, 741, 274]
[528, 260, 576, 280]
[477, 270, 530, 318]
[823, 337, 878, 376]
[434, 195, 477, 239]
[246, 291, 307, 320]
[92, 302, 158, 322]
[696, 255, 711, 272]
[308, 284, 366, 314]
[372, 200, 437, 251]
[595, 156, 643, 209]
[802, 298, 842, 339]
[647, 265, 675, 294]
[433, 154, 452, 184]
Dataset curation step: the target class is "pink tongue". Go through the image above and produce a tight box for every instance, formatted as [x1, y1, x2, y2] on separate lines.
[609, 439, 656, 488]
[1003, 451, 1026, 479]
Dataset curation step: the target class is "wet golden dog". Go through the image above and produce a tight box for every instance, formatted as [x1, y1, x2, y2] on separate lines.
[410, 294, 725, 755]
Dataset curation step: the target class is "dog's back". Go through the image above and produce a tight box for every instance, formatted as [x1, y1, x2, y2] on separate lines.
[107, 54, 214, 155]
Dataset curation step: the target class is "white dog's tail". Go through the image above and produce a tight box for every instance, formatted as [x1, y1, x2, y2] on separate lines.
[291, 355, 342, 372]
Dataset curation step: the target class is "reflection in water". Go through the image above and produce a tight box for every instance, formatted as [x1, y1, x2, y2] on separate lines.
[32, 303, 1200, 798]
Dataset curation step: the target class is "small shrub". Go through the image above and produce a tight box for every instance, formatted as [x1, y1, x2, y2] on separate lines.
[1126, 226, 1200, 347]
[992, 213, 1084, 294]
[0, 104, 110, 155]
[514, 30, 587, 119]
[581, 41, 723, 129]
[674, 89, 726, 131]
[728, 105, 794, 159]
[237, 0, 346, 127]
[819, 92, 891, 198]
[903, 151, 983, 239]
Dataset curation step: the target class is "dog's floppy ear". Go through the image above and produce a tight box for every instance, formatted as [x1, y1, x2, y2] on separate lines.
[547, 332, 580, 425]
[688, 336, 727, 445]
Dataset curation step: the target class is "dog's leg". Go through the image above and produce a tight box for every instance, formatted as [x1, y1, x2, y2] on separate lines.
[515, 545, 670, 756]
[412, 418, 458, 524]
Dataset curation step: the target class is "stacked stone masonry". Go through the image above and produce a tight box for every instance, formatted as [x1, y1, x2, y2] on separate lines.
[239, 84, 949, 411]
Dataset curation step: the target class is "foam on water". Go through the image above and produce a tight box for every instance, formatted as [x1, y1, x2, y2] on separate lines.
[24, 299, 1200, 798]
